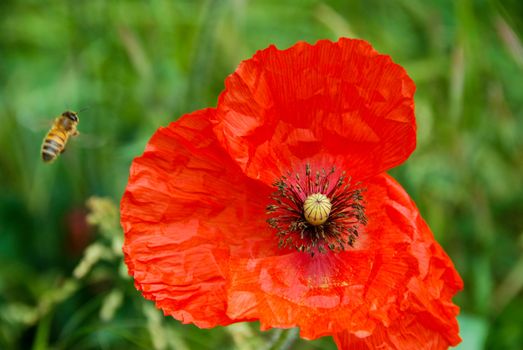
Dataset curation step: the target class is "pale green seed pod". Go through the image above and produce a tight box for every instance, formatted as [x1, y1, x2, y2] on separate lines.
[303, 193, 332, 226]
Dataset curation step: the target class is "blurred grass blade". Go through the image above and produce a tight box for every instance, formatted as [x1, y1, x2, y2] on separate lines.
[265, 328, 299, 350]
[31, 312, 52, 350]
[143, 302, 167, 350]
[99, 289, 124, 322]
[495, 16, 523, 68]
[314, 3, 357, 38]
[492, 251, 523, 315]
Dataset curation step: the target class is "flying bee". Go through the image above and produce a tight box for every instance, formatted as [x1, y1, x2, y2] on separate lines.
[41, 110, 80, 163]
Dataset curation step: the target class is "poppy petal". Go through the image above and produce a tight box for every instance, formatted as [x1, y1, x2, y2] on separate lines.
[226, 173, 462, 344]
[332, 314, 450, 350]
[121, 108, 273, 328]
[213, 38, 416, 185]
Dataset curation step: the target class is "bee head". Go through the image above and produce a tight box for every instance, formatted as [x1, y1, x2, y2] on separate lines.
[63, 111, 79, 122]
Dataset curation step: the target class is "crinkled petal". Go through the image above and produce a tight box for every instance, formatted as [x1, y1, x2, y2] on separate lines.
[213, 38, 416, 185]
[333, 314, 450, 350]
[121, 108, 274, 328]
[226, 173, 462, 343]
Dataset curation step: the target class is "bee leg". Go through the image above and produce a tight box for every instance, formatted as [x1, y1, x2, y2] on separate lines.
[73, 131, 80, 136]
[60, 148, 66, 154]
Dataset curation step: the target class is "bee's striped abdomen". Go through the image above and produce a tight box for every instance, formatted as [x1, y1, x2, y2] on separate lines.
[41, 130, 68, 163]
[41, 111, 79, 164]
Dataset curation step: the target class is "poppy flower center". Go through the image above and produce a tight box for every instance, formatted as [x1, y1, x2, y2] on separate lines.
[266, 164, 367, 256]
[303, 193, 331, 225]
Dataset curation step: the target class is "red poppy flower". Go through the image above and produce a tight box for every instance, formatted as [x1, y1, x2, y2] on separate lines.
[121, 38, 463, 349]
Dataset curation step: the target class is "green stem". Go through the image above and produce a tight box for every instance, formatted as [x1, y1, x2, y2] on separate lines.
[266, 328, 299, 350]
[32, 311, 52, 350]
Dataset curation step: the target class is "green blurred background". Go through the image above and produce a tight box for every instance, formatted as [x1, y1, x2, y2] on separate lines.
[1, 0, 522, 349]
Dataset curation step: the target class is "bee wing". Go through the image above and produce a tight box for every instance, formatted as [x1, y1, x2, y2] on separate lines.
[75, 133, 107, 148]
[17, 115, 54, 133]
